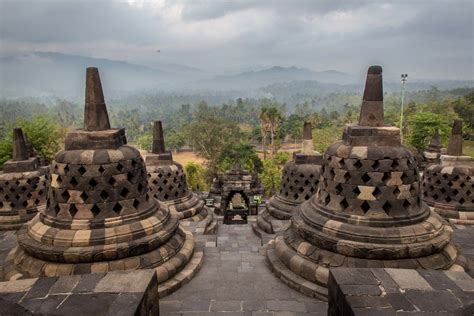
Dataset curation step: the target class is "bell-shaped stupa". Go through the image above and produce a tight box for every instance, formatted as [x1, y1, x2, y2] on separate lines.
[422, 120, 474, 224]
[0, 128, 48, 230]
[267, 66, 464, 300]
[146, 121, 214, 233]
[256, 122, 322, 234]
[4, 68, 201, 296]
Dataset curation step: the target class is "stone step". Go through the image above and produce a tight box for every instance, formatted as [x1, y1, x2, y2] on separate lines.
[266, 241, 328, 301]
[158, 250, 204, 298]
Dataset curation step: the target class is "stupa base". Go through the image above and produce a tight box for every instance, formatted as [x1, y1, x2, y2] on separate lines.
[267, 220, 465, 301]
[2, 225, 202, 297]
[0, 206, 44, 231]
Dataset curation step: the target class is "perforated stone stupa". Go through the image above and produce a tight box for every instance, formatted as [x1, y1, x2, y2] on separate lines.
[0, 128, 48, 230]
[267, 66, 464, 300]
[3, 68, 201, 296]
[256, 122, 322, 234]
[146, 121, 214, 233]
[422, 120, 474, 224]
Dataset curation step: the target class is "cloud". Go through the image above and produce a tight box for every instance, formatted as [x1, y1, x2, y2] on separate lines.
[0, 0, 472, 79]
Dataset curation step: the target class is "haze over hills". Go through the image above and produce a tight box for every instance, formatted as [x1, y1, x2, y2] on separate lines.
[0, 52, 472, 99]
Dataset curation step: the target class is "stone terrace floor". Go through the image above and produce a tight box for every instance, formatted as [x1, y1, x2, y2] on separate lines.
[160, 217, 328, 315]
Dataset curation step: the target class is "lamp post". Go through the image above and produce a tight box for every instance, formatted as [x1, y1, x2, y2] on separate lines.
[400, 73, 408, 143]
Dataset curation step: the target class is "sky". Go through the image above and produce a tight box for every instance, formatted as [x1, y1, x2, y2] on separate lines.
[0, 0, 473, 80]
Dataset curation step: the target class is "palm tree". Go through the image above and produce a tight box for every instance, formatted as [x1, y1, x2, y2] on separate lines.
[265, 107, 282, 155]
[259, 108, 270, 159]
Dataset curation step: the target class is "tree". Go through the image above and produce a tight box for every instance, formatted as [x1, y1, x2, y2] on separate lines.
[217, 141, 263, 173]
[165, 130, 185, 153]
[407, 112, 452, 150]
[183, 103, 242, 180]
[312, 125, 343, 154]
[259, 108, 271, 159]
[259, 151, 290, 195]
[0, 115, 66, 168]
[16, 115, 66, 162]
[261, 107, 282, 155]
[184, 162, 208, 191]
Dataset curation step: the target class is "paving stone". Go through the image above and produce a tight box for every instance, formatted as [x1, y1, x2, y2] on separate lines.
[267, 300, 306, 312]
[405, 290, 464, 312]
[385, 268, 432, 290]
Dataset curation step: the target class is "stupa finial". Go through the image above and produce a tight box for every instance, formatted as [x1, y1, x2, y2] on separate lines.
[301, 121, 314, 154]
[447, 120, 463, 156]
[358, 65, 384, 127]
[152, 121, 166, 154]
[84, 67, 111, 131]
[12, 128, 29, 161]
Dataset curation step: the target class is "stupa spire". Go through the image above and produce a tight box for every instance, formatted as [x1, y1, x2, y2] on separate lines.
[12, 128, 29, 161]
[84, 67, 110, 131]
[359, 65, 384, 127]
[152, 121, 166, 154]
[301, 121, 314, 154]
[447, 120, 463, 156]
[429, 128, 442, 148]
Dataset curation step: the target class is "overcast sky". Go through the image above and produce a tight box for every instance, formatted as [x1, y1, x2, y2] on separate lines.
[1, 0, 473, 79]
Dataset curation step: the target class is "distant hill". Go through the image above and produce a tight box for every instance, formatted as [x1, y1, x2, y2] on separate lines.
[0, 52, 472, 99]
[195, 66, 357, 90]
[0, 52, 208, 98]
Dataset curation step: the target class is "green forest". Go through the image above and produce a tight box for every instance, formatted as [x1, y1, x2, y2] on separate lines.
[1, 86, 473, 194]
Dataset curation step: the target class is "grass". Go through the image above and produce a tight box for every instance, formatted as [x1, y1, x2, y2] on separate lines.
[464, 140, 474, 157]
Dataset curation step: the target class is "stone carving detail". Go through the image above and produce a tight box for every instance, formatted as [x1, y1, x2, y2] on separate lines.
[422, 120, 474, 224]
[266, 66, 464, 300]
[3, 68, 198, 289]
[257, 122, 322, 234]
[0, 128, 48, 230]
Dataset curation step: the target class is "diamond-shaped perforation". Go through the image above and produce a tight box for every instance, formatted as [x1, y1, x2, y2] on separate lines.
[78, 166, 87, 175]
[69, 204, 78, 217]
[113, 203, 123, 214]
[361, 201, 370, 213]
[89, 178, 98, 188]
[61, 190, 70, 201]
[91, 204, 101, 217]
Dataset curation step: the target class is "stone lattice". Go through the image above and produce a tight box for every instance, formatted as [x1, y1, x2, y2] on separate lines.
[422, 120, 474, 224]
[267, 66, 464, 300]
[257, 122, 322, 234]
[0, 128, 48, 230]
[146, 121, 212, 231]
[3, 68, 200, 293]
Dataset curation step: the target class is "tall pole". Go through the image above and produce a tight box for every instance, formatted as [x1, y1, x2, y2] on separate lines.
[400, 74, 408, 143]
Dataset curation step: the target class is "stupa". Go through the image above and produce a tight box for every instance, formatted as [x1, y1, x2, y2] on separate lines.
[146, 121, 215, 233]
[256, 122, 322, 234]
[422, 120, 474, 224]
[421, 129, 444, 169]
[3, 68, 201, 296]
[0, 128, 48, 230]
[267, 66, 464, 300]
